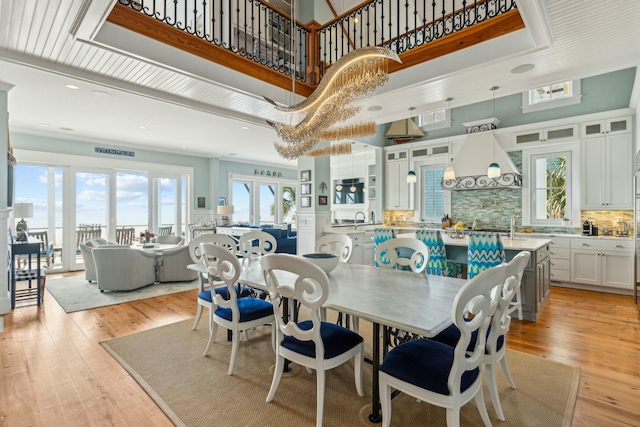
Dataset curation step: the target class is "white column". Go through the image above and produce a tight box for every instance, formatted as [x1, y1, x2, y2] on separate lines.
[0, 82, 15, 314]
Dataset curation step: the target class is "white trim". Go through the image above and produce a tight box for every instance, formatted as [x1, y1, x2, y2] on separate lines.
[522, 143, 580, 227]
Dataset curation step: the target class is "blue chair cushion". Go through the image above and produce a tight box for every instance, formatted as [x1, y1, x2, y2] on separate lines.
[282, 320, 363, 359]
[430, 322, 504, 354]
[380, 338, 480, 395]
[197, 285, 254, 302]
[214, 297, 273, 322]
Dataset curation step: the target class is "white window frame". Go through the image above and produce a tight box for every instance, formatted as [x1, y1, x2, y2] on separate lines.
[522, 80, 581, 113]
[521, 143, 580, 227]
[229, 173, 297, 226]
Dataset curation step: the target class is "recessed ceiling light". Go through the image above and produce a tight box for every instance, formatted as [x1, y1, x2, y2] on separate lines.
[241, 126, 250, 130]
[91, 90, 111, 97]
[511, 64, 535, 74]
[59, 127, 74, 131]
[367, 106, 383, 111]
[139, 126, 148, 130]
[65, 84, 79, 90]
[40, 124, 49, 128]
[181, 145, 187, 149]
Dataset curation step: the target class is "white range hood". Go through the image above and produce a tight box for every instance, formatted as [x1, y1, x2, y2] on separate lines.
[442, 118, 522, 190]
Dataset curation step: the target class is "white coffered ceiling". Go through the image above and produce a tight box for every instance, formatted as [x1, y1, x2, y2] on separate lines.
[0, 0, 639, 168]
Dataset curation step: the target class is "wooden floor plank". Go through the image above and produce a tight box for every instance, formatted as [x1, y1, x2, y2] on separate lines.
[0, 275, 638, 426]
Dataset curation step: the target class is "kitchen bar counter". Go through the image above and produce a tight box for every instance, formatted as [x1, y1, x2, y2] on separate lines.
[324, 225, 551, 322]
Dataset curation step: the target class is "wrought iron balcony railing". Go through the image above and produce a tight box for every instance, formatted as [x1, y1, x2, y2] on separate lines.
[116, 0, 518, 86]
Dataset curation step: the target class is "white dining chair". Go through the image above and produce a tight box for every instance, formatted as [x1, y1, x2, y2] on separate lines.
[261, 253, 364, 427]
[374, 237, 430, 273]
[238, 230, 277, 258]
[315, 233, 358, 331]
[201, 244, 274, 375]
[379, 264, 510, 427]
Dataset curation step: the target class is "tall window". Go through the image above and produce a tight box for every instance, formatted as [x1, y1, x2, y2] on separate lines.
[420, 165, 445, 221]
[230, 174, 297, 226]
[532, 154, 568, 221]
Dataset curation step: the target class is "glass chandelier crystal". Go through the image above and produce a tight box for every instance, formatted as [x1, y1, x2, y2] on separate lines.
[268, 47, 402, 159]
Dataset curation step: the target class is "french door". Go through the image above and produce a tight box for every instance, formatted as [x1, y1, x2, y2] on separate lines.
[149, 173, 186, 239]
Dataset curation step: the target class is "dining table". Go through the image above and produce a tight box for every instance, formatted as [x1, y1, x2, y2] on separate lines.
[231, 258, 467, 423]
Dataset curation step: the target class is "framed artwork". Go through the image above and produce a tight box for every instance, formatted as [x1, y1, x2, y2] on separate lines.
[318, 195, 328, 205]
[301, 183, 311, 195]
[197, 197, 206, 208]
[218, 197, 226, 206]
[300, 170, 311, 182]
[301, 196, 311, 208]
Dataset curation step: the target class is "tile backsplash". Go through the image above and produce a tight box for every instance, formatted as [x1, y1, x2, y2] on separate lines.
[581, 210, 634, 236]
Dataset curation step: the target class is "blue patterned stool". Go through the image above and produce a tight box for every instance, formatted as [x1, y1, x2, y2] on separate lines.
[467, 232, 505, 279]
[416, 229, 463, 278]
[373, 228, 397, 267]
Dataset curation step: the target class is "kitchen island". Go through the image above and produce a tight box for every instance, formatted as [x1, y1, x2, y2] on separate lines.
[324, 225, 551, 322]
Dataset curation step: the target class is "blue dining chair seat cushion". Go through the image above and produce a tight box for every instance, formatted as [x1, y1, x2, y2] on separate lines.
[198, 286, 252, 302]
[380, 338, 480, 395]
[430, 322, 504, 354]
[282, 321, 363, 359]
[214, 298, 273, 322]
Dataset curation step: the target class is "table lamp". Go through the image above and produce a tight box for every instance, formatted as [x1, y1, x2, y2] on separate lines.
[217, 205, 234, 226]
[14, 202, 33, 241]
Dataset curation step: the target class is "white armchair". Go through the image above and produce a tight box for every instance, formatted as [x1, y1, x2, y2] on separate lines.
[93, 247, 157, 292]
[157, 245, 198, 283]
[80, 238, 119, 282]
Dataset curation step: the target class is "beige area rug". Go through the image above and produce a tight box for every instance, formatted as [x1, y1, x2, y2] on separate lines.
[46, 274, 199, 313]
[101, 318, 580, 427]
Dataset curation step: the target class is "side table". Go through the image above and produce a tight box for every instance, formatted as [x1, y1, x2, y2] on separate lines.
[10, 241, 43, 309]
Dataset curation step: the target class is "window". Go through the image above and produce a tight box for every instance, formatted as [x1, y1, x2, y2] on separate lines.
[420, 165, 445, 222]
[230, 174, 297, 226]
[532, 154, 567, 221]
[522, 80, 581, 113]
[522, 144, 579, 226]
[417, 107, 451, 132]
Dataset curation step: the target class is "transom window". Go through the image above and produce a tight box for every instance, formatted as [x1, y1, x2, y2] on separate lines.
[522, 80, 581, 113]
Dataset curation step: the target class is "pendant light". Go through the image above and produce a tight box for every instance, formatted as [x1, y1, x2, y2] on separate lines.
[406, 107, 418, 183]
[335, 153, 343, 191]
[487, 86, 501, 178]
[443, 97, 456, 180]
[350, 143, 357, 192]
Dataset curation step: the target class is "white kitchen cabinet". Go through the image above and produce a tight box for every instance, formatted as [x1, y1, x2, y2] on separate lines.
[513, 124, 577, 145]
[549, 236, 571, 282]
[332, 230, 374, 265]
[570, 238, 634, 290]
[581, 132, 632, 209]
[581, 116, 631, 138]
[384, 148, 410, 210]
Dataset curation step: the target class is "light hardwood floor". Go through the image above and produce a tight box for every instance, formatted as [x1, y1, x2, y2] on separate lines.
[1, 276, 639, 426]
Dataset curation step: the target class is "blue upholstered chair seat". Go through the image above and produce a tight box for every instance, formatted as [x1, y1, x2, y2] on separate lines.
[197, 285, 252, 302]
[214, 297, 273, 322]
[430, 322, 504, 354]
[380, 338, 480, 395]
[282, 320, 364, 359]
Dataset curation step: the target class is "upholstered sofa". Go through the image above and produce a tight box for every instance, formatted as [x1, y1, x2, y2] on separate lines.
[93, 246, 157, 292]
[260, 226, 297, 254]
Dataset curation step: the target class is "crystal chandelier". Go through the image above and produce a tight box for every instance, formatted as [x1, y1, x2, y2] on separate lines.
[267, 46, 402, 159]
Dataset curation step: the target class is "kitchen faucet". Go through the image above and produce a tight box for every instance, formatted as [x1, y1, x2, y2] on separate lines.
[354, 211, 366, 227]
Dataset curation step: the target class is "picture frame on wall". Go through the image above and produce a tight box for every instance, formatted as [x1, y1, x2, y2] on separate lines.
[197, 197, 206, 208]
[218, 197, 226, 206]
[301, 196, 311, 208]
[301, 183, 311, 195]
[300, 170, 311, 182]
[318, 195, 328, 205]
